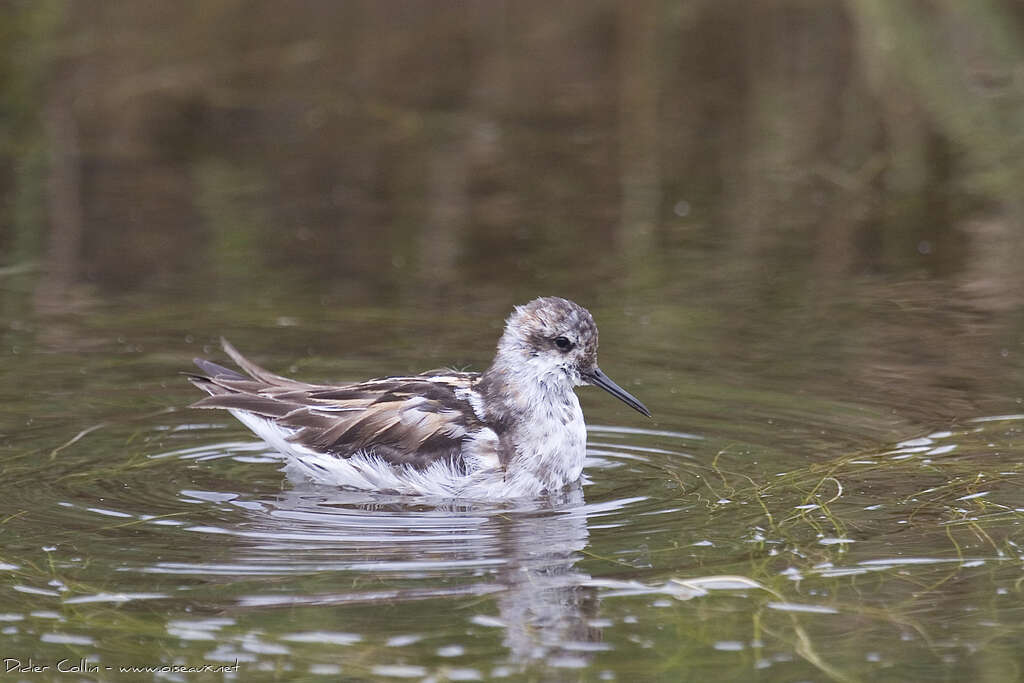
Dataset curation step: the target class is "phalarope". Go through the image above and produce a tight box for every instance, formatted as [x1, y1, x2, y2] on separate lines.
[189, 297, 650, 498]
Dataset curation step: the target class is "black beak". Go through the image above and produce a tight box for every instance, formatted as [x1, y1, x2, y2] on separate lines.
[584, 366, 652, 418]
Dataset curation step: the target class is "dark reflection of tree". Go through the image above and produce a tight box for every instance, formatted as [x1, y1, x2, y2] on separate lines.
[0, 3, 92, 343]
[617, 0, 660, 265]
[5, 0, 1024, 415]
[34, 66, 83, 317]
[15, 1, 1022, 296]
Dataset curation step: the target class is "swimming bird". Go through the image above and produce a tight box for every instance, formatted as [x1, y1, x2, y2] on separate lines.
[189, 297, 650, 498]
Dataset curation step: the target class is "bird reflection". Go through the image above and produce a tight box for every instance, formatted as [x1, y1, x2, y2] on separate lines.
[228, 480, 604, 669]
[490, 484, 603, 664]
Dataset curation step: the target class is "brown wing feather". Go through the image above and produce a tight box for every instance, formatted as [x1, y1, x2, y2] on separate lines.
[219, 338, 314, 388]
[190, 340, 482, 469]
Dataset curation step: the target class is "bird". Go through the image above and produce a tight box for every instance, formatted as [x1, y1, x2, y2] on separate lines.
[188, 296, 651, 499]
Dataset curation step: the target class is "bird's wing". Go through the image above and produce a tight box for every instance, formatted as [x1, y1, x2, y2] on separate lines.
[189, 340, 482, 469]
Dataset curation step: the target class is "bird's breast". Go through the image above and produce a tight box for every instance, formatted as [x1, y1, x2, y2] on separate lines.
[504, 391, 587, 489]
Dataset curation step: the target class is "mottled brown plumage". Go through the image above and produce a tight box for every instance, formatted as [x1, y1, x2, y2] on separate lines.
[191, 340, 483, 469]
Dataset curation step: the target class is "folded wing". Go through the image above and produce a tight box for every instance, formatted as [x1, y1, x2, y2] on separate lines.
[190, 339, 481, 469]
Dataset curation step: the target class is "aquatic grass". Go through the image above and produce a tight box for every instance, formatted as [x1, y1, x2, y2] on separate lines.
[578, 419, 1024, 678]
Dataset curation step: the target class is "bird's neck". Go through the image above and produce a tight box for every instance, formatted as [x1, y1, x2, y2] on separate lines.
[478, 360, 574, 416]
[477, 362, 587, 490]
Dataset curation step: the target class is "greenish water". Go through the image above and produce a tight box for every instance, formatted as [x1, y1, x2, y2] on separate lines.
[3, 1, 1024, 681]
[5, 311, 1024, 683]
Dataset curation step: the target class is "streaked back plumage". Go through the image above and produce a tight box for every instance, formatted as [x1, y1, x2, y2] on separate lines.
[191, 340, 484, 471]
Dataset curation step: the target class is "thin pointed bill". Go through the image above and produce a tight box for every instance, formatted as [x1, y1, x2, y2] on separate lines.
[584, 366, 652, 418]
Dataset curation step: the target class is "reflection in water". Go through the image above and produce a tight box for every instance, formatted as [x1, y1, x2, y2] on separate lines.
[151, 454, 632, 671]
[490, 487, 602, 665]
[241, 482, 605, 668]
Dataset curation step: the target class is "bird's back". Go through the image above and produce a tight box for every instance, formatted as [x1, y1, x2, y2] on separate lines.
[190, 341, 485, 471]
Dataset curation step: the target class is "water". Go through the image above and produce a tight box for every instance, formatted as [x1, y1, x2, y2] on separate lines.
[3, 1, 1024, 681]
[4, 325, 1024, 681]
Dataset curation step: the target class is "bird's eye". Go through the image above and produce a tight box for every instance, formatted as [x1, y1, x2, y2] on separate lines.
[554, 336, 573, 351]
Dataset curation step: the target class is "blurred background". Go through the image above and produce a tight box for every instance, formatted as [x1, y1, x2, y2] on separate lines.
[2, 0, 1024, 433]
